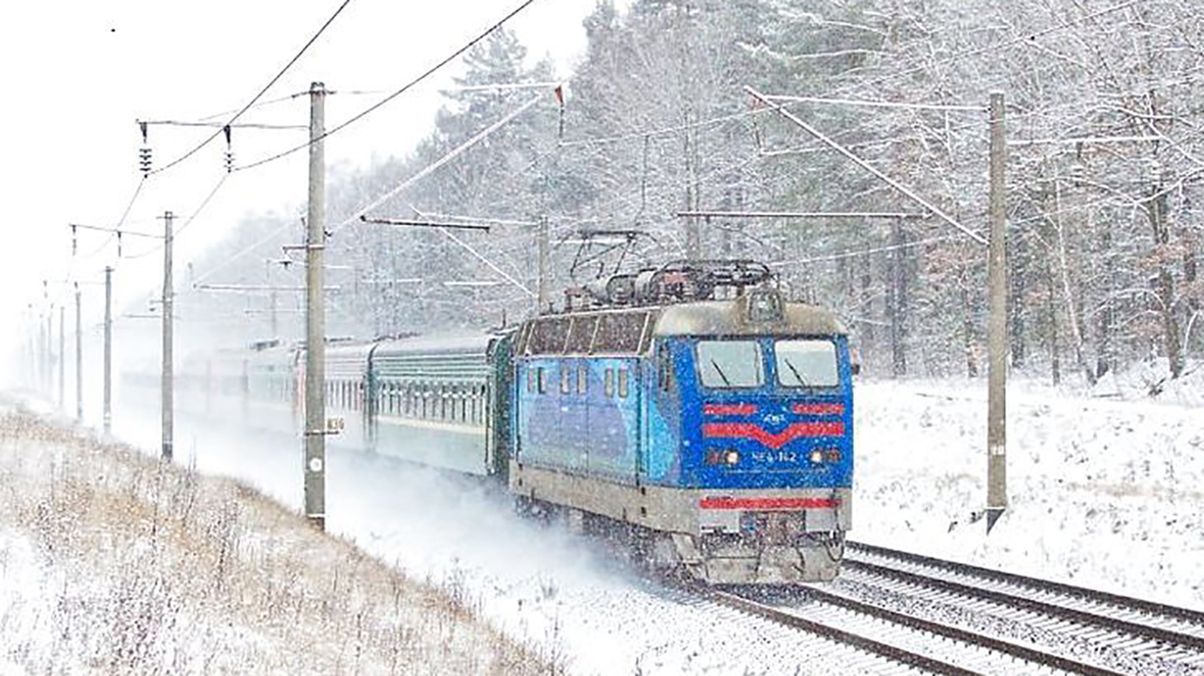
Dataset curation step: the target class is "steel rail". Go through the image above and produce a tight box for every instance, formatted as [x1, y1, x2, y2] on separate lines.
[707, 589, 976, 676]
[847, 541, 1204, 628]
[796, 585, 1123, 676]
[843, 557, 1204, 655]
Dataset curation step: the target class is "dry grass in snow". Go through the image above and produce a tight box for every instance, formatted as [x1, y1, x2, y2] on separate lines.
[0, 408, 550, 674]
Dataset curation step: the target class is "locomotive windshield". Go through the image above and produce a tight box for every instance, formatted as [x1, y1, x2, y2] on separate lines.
[697, 340, 763, 388]
[775, 339, 839, 388]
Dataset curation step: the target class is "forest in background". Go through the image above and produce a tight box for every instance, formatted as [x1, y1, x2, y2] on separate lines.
[180, 0, 1204, 384]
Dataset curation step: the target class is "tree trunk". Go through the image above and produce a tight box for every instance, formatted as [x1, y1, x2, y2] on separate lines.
[888, 217, 908, 377]
[1147, 186, 1184, 378]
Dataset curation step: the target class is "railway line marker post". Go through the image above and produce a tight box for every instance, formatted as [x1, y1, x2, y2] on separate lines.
[75, 282, 82, 422]
[985, 92, 1008, 533]
[161, 210, 175, 462]
[303, 81, 327, 531]
[103, 266, 113, 436]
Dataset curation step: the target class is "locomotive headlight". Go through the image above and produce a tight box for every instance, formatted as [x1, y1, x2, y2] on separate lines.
[725, 450, 740, 465]
[809, 450, 824, 464]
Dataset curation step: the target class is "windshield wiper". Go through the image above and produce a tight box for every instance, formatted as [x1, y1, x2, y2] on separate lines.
[783, 358, 808, 387]
[710, 358, 732, 386]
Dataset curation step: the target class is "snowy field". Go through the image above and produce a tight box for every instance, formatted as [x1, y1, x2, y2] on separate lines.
[0, 403, 548, 675]
[53, 369, 1204, 674]
[854, 372, 1204, 613]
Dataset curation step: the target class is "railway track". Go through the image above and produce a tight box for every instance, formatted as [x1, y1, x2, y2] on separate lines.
[681, 542, 1204, 675]
[830, 540, 1204, 674]
[708, 584, 1119, 675]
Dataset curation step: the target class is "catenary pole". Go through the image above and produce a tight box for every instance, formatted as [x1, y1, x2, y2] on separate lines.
[986, 92, 1008, 532]
[537, 215, 549, 313]
[161, 210, 175, 461]
[45, 304, 52, 396]
[103, 266, 113, 435]
[304, 81, 327, 531]
[74, 282, 82, 422]
[58, 304, 65, 409]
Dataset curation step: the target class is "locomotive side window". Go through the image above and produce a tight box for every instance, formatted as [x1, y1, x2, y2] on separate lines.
[697, 340, 764, 388]
[560, 365, 572, 394]
[618, 368, 629, 398]
[775, 339, 839, 388]
[537, 367, 547, 394]
[577, 363, 588, 394]
[565, 317, 596, 354]
[528, 319, 571, 354]
[593, 312, 646, 353]
[604, 368, 614, 397]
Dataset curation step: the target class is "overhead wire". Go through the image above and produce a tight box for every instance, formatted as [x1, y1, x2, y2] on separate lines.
[233, 0, 542, 172]
[194, 90, 549, 286]
[122, 174, 232, 260]
[151, 0, 355, 177]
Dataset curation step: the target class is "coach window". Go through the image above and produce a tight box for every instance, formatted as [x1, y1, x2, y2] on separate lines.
[697, 340, 764, 389]
[537, 367, 547, 394]
[618, 368, 629, 398]
[577, 363, 588, 394]
[560, 365, 572, 394]
[604, 368, 614, 397]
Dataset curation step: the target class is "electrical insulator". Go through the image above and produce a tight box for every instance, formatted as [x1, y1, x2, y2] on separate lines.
[139, 145, 152, 176]
[223, 125, 234, 173]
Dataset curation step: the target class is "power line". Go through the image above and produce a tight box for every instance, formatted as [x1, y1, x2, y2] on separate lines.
[150, 0, 355, 176]
[123, 174, 231, 259]
[762, 94, 984, 113]
[192, 91, 546, 287]
[140, 119, 308, 131]
[234, 0, 542, 172]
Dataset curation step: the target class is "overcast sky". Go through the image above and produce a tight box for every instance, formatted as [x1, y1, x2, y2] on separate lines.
[0, 0, 605, 371]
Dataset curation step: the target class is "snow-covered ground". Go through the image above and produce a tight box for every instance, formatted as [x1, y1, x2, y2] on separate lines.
[854, 373, 1204, 612]
[0, 404, 548, 675]
[76, 369, 1204, 673]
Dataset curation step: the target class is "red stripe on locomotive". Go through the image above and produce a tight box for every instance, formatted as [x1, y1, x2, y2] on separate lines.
[699, 496, 841, 510]
[701, 421, 845, 449]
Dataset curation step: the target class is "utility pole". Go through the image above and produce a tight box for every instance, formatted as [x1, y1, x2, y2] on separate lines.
[161, 210, 175, 462]
[267, 261, 279, 338]
[537, 215, 549, 313]
[75, 282, 82, 422]
[304, 81, 327, 531]
[986, 91, 1008, 533]
[58, 305, 65, 409]
[103, 266, 113, 435]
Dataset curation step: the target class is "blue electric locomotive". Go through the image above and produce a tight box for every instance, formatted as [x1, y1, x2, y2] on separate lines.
[510, 265, 853, 584]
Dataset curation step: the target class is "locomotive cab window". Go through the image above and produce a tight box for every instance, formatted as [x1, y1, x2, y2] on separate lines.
[775, 339, 840, 388]
[696, 340, 763, 389]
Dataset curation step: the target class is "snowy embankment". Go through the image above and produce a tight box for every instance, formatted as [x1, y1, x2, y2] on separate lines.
[854, 370, 1204, 611]
[0, 405, 548, 674]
